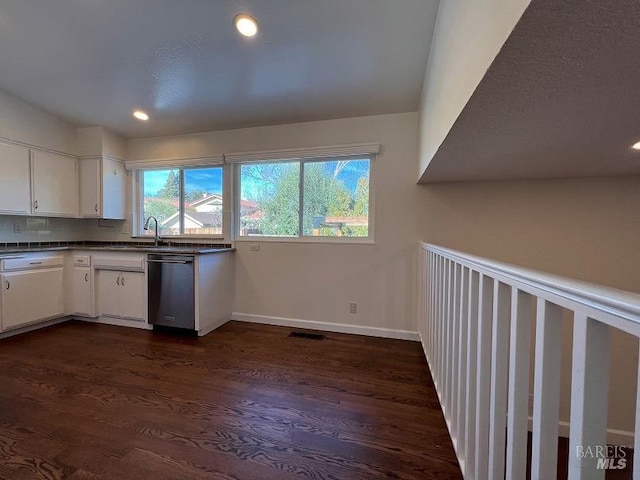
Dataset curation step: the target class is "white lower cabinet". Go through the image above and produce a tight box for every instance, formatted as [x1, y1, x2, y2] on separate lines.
[71, 266, 94, 316]
[1, 268, 64, 331]
[96, 270, 145, 321]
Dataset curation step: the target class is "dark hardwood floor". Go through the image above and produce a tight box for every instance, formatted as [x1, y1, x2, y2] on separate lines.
[0, 320, 462, 479]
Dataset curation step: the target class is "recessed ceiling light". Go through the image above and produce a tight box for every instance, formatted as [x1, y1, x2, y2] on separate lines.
[234, 13, 258, 37]
[632, 141, 640, 150]
[133, 110, 149, 121]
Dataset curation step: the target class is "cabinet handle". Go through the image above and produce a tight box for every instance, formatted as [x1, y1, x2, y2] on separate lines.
[84, 273, 89, 282]
[5, 280, 9, 290]
[34, 200, 38, 210]
[116, 275, 120, 286]
[29, 261, 42, 265]
[121, 275, 125, 286]
[94, 203, 99, 212]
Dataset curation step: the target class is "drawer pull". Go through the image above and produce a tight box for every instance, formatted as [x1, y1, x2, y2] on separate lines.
[29, 261, 42, 265]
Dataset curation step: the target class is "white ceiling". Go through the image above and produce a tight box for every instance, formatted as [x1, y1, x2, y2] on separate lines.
[0, 0, 439, 138]
[422, 0, 640, 182]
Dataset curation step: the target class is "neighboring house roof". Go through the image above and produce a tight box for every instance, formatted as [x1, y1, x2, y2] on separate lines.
[189, 193, 223, 209]
[161, 211, 221, 228]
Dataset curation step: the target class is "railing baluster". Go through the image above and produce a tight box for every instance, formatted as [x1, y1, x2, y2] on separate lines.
[488, 280, 511, 479]
[457, 266, 469, 463]
[465, 270, 479, 478]
[568, 314, 610, 480]
[475, 274, 494, 480]
[451, 263, 462, 442]
[531, 299, 563, 480]
[443, 259, 453, 415]
[635, 337, 640, 480]
[506, 288, 533, 479]
[433, 254, 440, 385]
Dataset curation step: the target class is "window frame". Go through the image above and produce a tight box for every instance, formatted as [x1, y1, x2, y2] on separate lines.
[233, 154, 375, 244]
[133, 165, 227, 239]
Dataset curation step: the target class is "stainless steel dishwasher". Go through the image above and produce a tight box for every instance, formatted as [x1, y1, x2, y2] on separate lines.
[147, 254, 195, 330]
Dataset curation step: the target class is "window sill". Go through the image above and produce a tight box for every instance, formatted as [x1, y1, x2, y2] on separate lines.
[234, 236, 376, 245]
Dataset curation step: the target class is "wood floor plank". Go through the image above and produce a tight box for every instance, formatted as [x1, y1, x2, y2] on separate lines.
[0, 320, 462, 479]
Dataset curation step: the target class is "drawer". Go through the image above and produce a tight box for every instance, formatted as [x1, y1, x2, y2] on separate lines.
[93, 256, 145, 272]
[1, 255, 64, 271]
[73, 255, 91, 267]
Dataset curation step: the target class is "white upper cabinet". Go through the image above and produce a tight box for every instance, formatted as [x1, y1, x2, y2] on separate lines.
[0, 143, 31, 215]
[31, 150, 78, 217]
[80, 157, 126, 219]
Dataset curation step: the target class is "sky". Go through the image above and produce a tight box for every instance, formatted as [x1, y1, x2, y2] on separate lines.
[143, 168, 223, 196]
[143, 159, 369, 199]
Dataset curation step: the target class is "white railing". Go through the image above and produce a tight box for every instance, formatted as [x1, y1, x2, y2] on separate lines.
[418, 243, 640, 480]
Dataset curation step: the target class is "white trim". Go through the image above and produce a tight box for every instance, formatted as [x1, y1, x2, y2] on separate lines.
[225, 142, 380, 163]
[78, 316, 153, 330]
[234, 236, 375, 245]
[526, 418, 634, 447]
[125, 155, 225, 170]
[198, 314, 231, 337]
[0, 137, 76, 158]
[79, 154, 125, 163]
[0, 316, 69, 340]
[232, 313, 419, 341]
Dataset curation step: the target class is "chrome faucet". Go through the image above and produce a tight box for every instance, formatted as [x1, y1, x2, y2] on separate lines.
[143, 216, 160, 246]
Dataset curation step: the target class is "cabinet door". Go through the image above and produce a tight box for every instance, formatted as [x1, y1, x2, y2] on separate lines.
[32, 150, 78, 217]
[79, 158, 101, 218]
[1, 269, 64, 331]
[96, 270, 122, 318]
[0, 143, 31, 214]
[101, 158, 126, 220]
[71, 267, 94, 316]
[120, 272, 145, 321]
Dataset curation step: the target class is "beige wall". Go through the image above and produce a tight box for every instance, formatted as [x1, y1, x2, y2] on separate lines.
[128, 112, 422, 333]
[418, 0, 530, 179]
[420, 176, 640, 437]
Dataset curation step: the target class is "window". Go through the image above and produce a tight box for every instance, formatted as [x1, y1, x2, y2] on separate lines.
[237, 157, 372, 239]
[140, 166, 224, 237]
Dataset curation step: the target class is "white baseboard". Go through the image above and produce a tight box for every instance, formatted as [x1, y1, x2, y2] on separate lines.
[78, 316, 153, 331]
[0, 316, 69, 340]
[198, 314, 231, 337]
[232, 312, 419, 341]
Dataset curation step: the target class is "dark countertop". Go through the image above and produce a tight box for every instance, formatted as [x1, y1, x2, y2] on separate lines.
[0, 244, 235, 256]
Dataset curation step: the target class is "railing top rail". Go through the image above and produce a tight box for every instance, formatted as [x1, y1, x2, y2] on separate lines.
[423, 243, 640, 333]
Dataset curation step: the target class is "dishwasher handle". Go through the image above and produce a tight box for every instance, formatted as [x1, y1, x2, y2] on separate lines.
[147, 259, 193, 264]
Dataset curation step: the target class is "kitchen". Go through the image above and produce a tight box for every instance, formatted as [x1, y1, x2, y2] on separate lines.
[0, 2, 447, 478]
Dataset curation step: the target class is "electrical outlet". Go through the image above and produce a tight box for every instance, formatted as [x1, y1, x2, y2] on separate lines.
[349, 302, 358, 314]
[13, 223, 21, 233]
[250, 244, 260, 251]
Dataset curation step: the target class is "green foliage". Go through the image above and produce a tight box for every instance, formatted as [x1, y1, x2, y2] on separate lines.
[354, 175, 369, 215]
[253, 162, 369, 237]
[259, 165, 300, 236]
[144, 199, 176, 225]
[157, 170, 179, 199]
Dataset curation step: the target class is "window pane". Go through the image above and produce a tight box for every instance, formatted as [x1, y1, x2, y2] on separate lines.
[239, 162, 300, 236]
[142, 170, 179, 236]
[183, 167, 224, 235]
[302, 159, 370, 237]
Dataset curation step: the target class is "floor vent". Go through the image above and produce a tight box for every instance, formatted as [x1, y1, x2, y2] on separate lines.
[289, 332, 325, 340]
